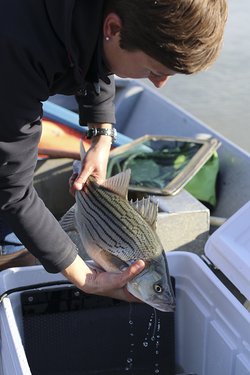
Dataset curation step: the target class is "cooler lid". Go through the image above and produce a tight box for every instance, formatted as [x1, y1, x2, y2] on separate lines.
[205, 200, 250, 300]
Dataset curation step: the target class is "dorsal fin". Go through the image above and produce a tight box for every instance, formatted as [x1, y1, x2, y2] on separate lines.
[72, 160, 81, 175]
[80, 141, 86, 161]
[101, 169, 131, 199]
[130, 197, 158, 229]
[72, 141, 85, 175]
[59, 204, 77, 232]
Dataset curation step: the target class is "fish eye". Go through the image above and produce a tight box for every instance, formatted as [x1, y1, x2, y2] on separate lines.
[153, 283, 163, 294]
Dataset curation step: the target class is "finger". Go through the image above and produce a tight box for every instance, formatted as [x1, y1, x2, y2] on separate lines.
[68, 173, 78, 196]
[74, 164, 94, 191]
[73, 173, 88, 191]
[121, 260, 145, 283]
[73, 178, 85, 191]
[69, 173, 78, 186]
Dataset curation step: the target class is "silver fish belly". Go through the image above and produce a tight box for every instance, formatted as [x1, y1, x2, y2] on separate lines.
[60, 169, 175, 312]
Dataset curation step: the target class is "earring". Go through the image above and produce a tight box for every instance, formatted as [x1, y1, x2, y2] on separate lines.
[105, 36, 110, 41]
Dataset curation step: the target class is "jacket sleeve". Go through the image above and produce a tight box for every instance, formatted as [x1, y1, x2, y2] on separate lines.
[76, 75, 116, 125]
[0, 36, 78, 273]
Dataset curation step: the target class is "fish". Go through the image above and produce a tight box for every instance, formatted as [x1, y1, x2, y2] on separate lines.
[60, 161, 175, 312]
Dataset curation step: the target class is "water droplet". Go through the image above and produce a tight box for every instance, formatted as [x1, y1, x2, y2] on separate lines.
[143, 341, 149, 347]
[125, 304, 135, 372]
[157, 320, 161, 331]
[155, 350, 159, 355]
[155, 369, 160, 374]
[151, 336, 155, 341]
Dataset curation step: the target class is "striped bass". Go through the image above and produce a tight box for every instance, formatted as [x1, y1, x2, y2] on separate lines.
[60, 166, 175, 312]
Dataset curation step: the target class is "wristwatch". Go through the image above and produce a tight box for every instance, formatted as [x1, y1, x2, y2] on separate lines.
[86, 127, 117, 143]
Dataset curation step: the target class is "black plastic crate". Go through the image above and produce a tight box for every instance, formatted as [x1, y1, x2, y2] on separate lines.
[21, 285, 175, 375]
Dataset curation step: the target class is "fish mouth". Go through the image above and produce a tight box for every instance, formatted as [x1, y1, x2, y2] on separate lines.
[151, 301, 176, 313]
[131, 292, 176, 313]
[143, 293, 176, 313]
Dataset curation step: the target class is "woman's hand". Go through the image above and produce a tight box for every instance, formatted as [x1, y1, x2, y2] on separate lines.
[69, 123, 113, 195]
[62, 255, 145, 302]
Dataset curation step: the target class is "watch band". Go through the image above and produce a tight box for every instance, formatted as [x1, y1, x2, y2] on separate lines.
[86, 127, 117, 143]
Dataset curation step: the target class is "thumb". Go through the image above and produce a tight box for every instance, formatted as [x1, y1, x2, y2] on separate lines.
[121, 260, 145, 283]
[73, 169, 91, 191]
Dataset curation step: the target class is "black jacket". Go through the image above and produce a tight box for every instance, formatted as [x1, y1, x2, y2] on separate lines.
[0, 0, 115, 272]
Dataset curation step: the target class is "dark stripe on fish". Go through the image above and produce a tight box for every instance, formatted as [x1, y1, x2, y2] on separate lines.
[77, 182, 159, 260]
[90, 184, 156, 249]
[79, 194, 128, 251]
[77, 188, 134, 259]
[81, 184, 139, 247]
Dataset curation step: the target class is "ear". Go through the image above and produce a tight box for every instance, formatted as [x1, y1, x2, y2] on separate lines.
[103, 13, 122, 39]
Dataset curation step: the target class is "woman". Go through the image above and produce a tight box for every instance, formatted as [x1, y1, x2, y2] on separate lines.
[0, 0, 227, 300]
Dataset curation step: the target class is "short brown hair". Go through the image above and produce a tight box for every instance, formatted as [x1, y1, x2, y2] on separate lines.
[105, 0, 228, 74]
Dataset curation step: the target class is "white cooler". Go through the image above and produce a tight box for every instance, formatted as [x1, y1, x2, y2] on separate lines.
[0, 201, 250, 375]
